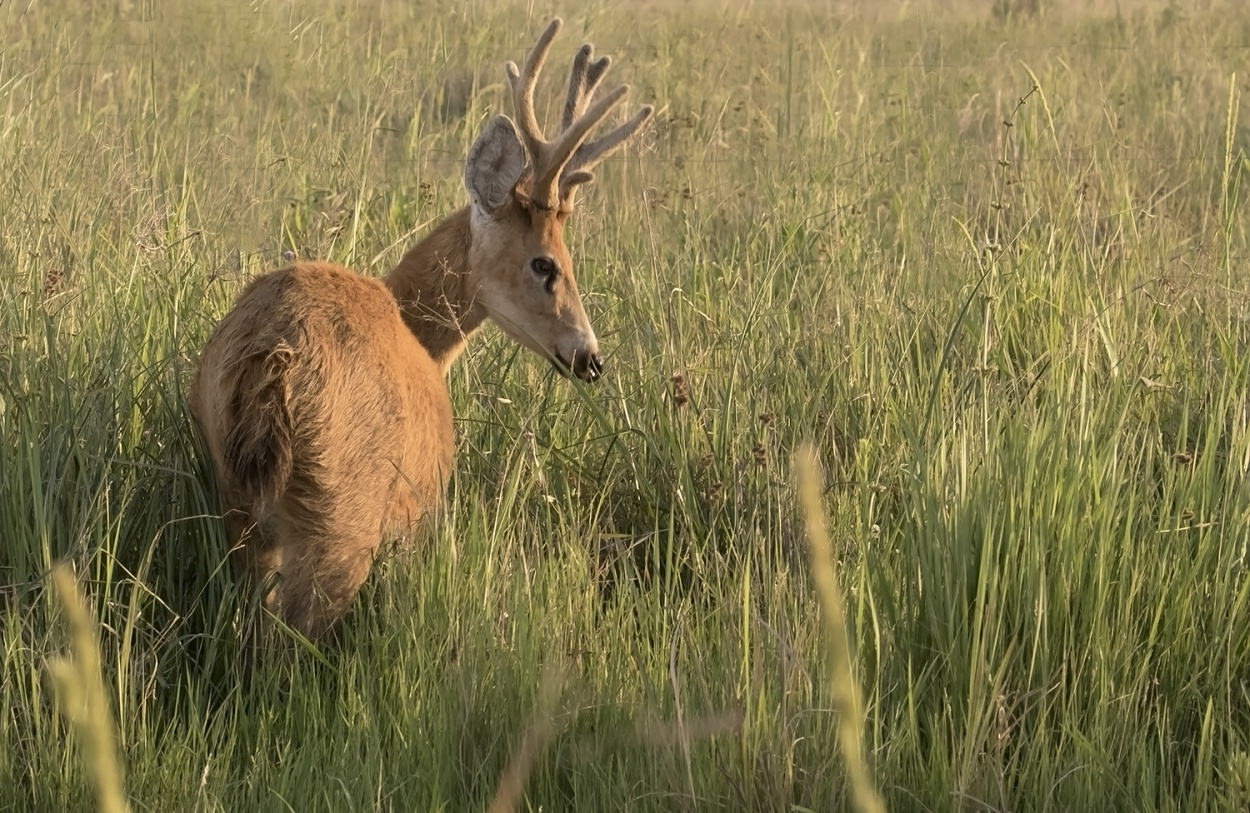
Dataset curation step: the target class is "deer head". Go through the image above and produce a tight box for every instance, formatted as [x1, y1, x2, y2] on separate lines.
[463, 18, 652, 382]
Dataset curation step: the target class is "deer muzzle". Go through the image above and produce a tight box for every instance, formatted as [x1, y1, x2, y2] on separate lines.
[554, 348, 605, 382]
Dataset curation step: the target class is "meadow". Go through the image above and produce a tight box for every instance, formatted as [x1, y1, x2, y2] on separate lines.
[2, 0, 1249, 810]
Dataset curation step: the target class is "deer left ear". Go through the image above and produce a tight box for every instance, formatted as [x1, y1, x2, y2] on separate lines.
[466, 116, 527, 212]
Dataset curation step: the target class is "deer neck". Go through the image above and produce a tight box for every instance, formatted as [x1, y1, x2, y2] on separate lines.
[384, 207, 487, 372]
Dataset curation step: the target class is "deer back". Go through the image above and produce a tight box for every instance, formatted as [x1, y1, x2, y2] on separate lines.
[190, 261, 453, 535]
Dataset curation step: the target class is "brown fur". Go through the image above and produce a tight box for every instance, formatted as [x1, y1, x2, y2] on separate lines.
[189, 18, 651, 641]
[191, 261, 455, 639]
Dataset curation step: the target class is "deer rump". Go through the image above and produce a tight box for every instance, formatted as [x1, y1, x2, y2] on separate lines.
[190, 261, 453, 639]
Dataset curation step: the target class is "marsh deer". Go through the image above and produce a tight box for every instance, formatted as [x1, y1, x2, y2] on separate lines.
[190, 19, 652, 640]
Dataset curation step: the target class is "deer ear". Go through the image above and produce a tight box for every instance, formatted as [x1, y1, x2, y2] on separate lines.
[466, 116, 526, 212]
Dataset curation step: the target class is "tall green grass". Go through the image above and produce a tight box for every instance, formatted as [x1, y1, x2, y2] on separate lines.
[2, 0, 1248, 809]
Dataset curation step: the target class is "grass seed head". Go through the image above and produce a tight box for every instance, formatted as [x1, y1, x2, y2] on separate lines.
[670, 372, 689, 408]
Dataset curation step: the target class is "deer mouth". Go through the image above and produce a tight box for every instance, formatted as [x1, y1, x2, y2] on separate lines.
[553, 351, 604, 383]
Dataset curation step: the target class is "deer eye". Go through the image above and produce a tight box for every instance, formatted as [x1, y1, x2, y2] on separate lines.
[530, 257, 559, 293]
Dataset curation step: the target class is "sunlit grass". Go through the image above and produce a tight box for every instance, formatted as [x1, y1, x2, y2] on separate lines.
[2, 0, 1248, 810]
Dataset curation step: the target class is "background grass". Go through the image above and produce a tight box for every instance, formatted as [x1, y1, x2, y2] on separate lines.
[2, 0, 1249, 810]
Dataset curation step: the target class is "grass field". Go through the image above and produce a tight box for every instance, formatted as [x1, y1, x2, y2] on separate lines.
[2, 0, 1249, 810]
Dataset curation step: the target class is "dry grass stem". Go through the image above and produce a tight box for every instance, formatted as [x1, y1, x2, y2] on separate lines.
[48, 563, 132, 813]
[796, 446, 887, 813]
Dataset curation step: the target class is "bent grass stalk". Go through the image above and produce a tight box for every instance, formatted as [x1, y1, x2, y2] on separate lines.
[486, 660, 568, 813]
[47, 562, 131, 813]
[796, 445, 887, 813]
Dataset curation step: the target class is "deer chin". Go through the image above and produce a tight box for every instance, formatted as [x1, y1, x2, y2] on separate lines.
[488, 311, 601, 382]
[482, 303, 561, 364]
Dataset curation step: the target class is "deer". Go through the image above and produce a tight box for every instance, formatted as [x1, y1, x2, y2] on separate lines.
[189, 18, 653, 641]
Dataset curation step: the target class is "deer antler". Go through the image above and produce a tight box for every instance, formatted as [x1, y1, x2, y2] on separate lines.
[505, 18, 653, 211]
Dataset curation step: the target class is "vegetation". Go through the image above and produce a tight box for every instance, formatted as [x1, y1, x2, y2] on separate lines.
[2, 0, 1248, 810]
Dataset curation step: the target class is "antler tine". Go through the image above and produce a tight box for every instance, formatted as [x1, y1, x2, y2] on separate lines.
[533, 83, 629, 205]
[505, 18, 563, 164]
[571, 104, 654, 174]
[559, 103, 655, 203]
[562, 45, 613, 132]
[502, 19, 652, 209]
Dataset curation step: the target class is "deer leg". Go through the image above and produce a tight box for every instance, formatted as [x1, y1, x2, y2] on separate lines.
[263, 526, 379, 641]
[219, 508, 287, 637]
